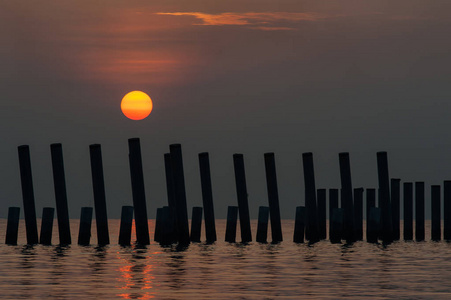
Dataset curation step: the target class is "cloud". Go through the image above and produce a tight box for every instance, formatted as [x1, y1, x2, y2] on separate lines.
[157, 12, 326, 30]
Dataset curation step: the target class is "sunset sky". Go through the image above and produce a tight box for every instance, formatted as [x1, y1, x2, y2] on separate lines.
[1, 0, 451, 218]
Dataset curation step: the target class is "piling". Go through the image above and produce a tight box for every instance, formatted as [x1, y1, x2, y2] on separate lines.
[264, 153, 283, 243]
[445, 181, 451, 241]
[330, 208, 343, 244]
[415, 182, 425, 241]
[198, 152, 217, 243]
[366, 189, 376, 239]
[353, 188, 364, 241]
[170, 144, 190, 245]
[159, 206, 174, 246]
[256, 206, 270, 243]
[5, 207, 20, 245]
[431, 185, 441, 241]
[89, 144, 110, 245]
[391, 179, 401, 241]
[403, 182, 414, 241]
[339, 152, 354, 243]
[233, 154, 252, 243]
[50, 143, 71, 245]
[225, 206, 238, 243]
[293, 206, 306, 243]
[317, 189, 327, 240]
[302, 152, 319, 243]
[329, 189, 339, 240]
[154, 207, 163, 242]
[40, 207, 55, 245]
[78, 207, 93, 246]
[367, 207, 381, 243]
[376, 151, 392, 243]
[128, 138, 150, 245]
[190, 207, 203, 243]
[18, 145, 39, 245]
[118, 206, 134, 246]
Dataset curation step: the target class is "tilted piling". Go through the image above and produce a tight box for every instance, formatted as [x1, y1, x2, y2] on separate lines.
[199, 152, 217, 243]
[78, 207, 93, 246]
[225, 206, 238, 243]
[118, 206, 134, 246]
[190, 207, 203, 243]
[256, 206, 270, 243]
[40, 207, 55, 245]
[233, 154, 252, 243]
[5, 207, 20, 245]
[154, 207, 163, 243]
[264, 153, 283, 243]
[303, 153, 319, 243]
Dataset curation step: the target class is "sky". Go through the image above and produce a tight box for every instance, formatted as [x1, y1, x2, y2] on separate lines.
[1, 0, 451, 219]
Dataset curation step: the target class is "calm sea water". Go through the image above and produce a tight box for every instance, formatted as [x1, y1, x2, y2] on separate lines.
[0, 219, 450, 299]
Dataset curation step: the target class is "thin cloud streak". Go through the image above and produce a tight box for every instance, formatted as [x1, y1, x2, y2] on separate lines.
[157, 12, 326, 29]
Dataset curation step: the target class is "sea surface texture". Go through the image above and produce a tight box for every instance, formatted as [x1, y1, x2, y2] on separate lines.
[0, 220, 450, 299]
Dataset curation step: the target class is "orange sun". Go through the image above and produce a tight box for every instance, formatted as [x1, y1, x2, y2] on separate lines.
[121, 91, 153, 120]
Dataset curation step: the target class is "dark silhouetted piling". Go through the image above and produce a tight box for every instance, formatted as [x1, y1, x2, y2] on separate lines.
[18, 145, 38, 245]
[89, 144, 110, 245]
[445, 181, 451, 240]
[118, 206, 134, 246]
[128, 138, 150, 245]
[403, 182, 413, 241]
[50, 143, 71, 245]
[339, 152, 354, 243]
[159, 206, 175, 246]
[317, 189, 327, 240]
[330, 208, 343, 244]
[329, 189, 339, 240]
[164, 153, 177, 220]
[303, 152, 319, 243]
[78, 207, 93, 246]
[376, 152, 392, 243]
[391, 179, 401, 241]
[5, 207, 20, 245]
[264, 153, 283, 243]
[40, 207, 54, 245]
[199, 152, 217, 243]
[225, 206, 238, 243]
[170, 144, 190, 245]
[367, 207, 381, 243]
[256, 206, 270, 243]
[190, 207, 203, 242]
[293, 206, 306, 243]
[353, 188, 364, 241]
[366, 189, 376, 239]
[431, 185, 441, 241]
[415, 182, 425, 241]
[233, 154, 252, 243]
[154, 207, 163, 242]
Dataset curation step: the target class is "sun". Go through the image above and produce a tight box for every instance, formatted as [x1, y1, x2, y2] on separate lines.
[121, 91, 153, 120]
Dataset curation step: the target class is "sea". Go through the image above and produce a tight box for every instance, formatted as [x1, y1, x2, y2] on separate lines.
[0, 219, 450, 299]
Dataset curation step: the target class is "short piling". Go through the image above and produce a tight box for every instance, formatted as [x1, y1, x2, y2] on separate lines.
[329, 189, 339, 240]
[330, 208, 343, 244]
[264, 153, 283, 243]
[78, 207, 93, 246]
[303, 152, 319, 243]
[170, 144, 190, 245]
[376, 151, 392, 243]
[403, 182, 414, 241]
[50, 143, 71, 245]
[256, 206, 270, 243]
[415, 182, 425, 241]
[154, 207, 163, 243]
[118, 206, 134, 246]
[5, 207, 20, 245]
[40, 207, 55, 245]
[339, 152, 355, 243]
[225, 206, 238, 243]
[233, 154, 252, 243]
[18, 145, 39, 245]
[190, 207, 203, 243]
[353, 188, 364, 241]
[431, 185, 441, 241]
[293, 206, 306, 243]
[89, 144, 110, 245]
[391, 179, 401, 241]
[317, 189, 327, 240]
[159, 206, 174, 246]
[445, 181, 451, 241]
[128, 138, 150, 245]
[367, 207, 381, 243]
[199, 152, 217, 243]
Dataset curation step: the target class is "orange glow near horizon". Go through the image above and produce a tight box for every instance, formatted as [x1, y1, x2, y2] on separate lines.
[121, 91, 153, 120]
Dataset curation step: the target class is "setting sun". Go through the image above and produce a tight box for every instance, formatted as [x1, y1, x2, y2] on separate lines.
[121, 91, 153, 120]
